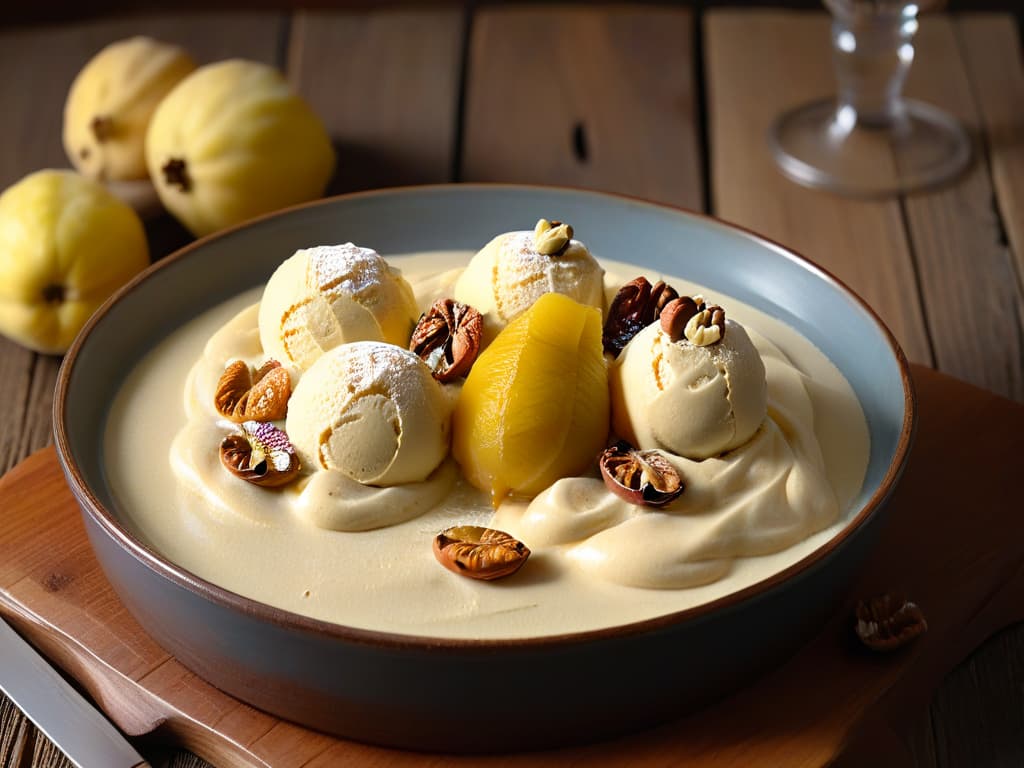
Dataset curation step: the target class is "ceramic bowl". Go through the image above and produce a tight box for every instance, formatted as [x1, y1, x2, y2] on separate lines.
[54, 185, 914, 751]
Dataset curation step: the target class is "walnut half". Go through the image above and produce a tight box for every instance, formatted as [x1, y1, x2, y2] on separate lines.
[855, 594, 928, 651]
[214, 359, 291, 423]
[599, 440, 684, 507]
[433, 525, 530, 581]
[220, 421, 300, 488]
[409, 298, 483, 382]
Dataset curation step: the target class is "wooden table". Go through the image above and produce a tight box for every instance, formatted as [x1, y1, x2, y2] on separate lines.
[0, 5, 1021, 766]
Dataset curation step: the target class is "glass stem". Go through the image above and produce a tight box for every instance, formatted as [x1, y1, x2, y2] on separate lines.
[829, 3, 920, 129]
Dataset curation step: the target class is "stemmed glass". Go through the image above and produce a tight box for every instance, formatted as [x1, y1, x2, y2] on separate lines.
[769, 0, 971, 196]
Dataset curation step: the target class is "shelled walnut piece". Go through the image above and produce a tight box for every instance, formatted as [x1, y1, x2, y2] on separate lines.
[219, 421, 300, 488]
[433, 525, 530, 581]
[409, 298, 482, 382]
[599, 441, 684, 507]
[214, 359, 291, 423]
[855, 594, 928, 651]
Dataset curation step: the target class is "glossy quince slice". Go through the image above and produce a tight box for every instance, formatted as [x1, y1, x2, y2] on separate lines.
[452, 291, 609, 505]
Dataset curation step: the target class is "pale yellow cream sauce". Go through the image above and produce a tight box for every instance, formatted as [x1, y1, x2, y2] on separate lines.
[103, 252, 869, 639]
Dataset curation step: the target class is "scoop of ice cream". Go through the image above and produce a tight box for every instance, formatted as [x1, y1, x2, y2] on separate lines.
[286, 341, 452, 485]
[454, 220, 605, 340]
[610, 318, 767, 459]
[258, 243, 419, 370]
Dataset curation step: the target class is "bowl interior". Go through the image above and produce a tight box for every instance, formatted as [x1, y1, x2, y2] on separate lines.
[60, 184, 909, 628]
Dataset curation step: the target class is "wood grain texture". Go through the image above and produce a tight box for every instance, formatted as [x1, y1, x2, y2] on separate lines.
[925, 626, 1024, 767]
[0, 696, 31, 767]
[463, 5, 702, 210]
[957, 16, 1024, 273]
[0, 341, 40, 473]
[705, 10, 933, 366]
[902, 16, 1024, 400]
[1, 367, 1023, 766]
[287, 9, 463, 194]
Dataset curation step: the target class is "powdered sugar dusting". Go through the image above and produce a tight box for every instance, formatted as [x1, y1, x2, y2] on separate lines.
[493, 231, 599, 320]
[339, 341, 426, 396]
[303, 243, 388, 299]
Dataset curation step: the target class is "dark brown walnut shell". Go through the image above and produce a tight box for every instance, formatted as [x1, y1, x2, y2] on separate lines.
[599, 441, 684, 507]
[219, 421, 300, 488]
[214, 359, 291, 423]
[855, 594, 928, 651]
[602, 277, 679, 356]
[410, 299, 483, 382]
[433, 525, 530, 581]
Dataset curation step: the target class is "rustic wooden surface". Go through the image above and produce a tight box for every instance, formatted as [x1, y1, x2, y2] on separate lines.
[0, 5, 1021, 767]
[463, 6, 703, 210]
[1, 365, 1022, 767]
[288, 8, 463, 194]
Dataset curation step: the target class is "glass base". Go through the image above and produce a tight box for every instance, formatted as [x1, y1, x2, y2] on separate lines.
[769, 98, 971, 196]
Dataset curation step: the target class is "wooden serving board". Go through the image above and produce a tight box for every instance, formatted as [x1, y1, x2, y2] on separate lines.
[1, 364, 1022, 767]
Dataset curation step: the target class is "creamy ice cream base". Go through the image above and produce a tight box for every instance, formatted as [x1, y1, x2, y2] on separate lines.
[104, 252, 870, 639]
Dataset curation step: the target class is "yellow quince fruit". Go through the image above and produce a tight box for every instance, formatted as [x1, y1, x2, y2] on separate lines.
[63, 36, 197, 181]
[0, 170, 149, 354]
[146, 59, 336, 237]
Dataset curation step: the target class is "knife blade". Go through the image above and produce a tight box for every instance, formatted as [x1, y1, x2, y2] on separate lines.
[0, 618, 148, 768]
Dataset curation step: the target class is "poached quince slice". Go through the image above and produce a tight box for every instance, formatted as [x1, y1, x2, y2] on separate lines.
[452, 292, 609, 505]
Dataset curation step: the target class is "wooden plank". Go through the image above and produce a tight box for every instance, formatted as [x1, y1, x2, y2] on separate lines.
[0, 341, 37, 474]
[0, 697, 30, 767]
[705, 10, 933, 366]
[463, 5, 702, 211]
[906, 713, 939, 768]
[287, 9, 463, 195]
[926, 626, 1024, 767]
[958, 16, 1024, 275]
[901, 15, 1024, 401]
[249, 722, 334, 767]
[18, 355, 59, 463]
